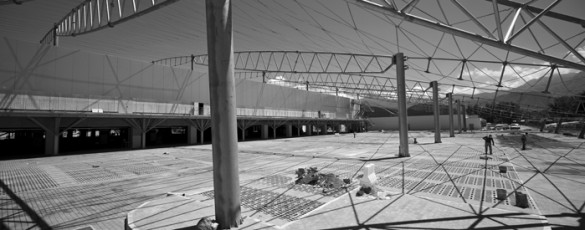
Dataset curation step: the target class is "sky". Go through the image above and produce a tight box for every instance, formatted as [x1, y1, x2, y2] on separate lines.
[1, 0, 584, 103]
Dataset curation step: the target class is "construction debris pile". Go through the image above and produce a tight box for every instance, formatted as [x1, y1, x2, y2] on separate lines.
[356, 163, 388, 199]
[295, 167, 351, 192]
[294, 164, 390, 199]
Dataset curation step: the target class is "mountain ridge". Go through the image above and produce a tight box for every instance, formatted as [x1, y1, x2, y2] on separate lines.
[472, 71, 585, 108]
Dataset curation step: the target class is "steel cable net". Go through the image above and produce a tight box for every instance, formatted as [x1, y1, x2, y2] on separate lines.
[35, 0, 585, 116]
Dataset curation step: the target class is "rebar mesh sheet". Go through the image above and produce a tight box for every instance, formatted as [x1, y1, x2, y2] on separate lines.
[0, 167, 59, 195]
[116, 163, 169, 175]
[200, 186, 325, 221]
[64, 168, 121, 184]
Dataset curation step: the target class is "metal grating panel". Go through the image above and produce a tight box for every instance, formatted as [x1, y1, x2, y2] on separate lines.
[0, 167, 59, 195]
[200, 186, 325, 221]
[65, 168, 121, 184]
[117, 163, 169, 175]
[156, 159, 202, 169]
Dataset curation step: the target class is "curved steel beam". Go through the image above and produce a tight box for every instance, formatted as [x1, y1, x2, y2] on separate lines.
[153, 51, 571, 106]
[354, 0, 585, 72]
[155, 51, 396, 74]
[491, 0, 585, 27]
[40, 0, 180, 45]
[153, 51, 553, 75]
[0, 0, 32, 6]
[155, 51, 560, 92]
[153, 51, 436, 103]
[236, 71, 434, 104]
[0, 0, 34, 5]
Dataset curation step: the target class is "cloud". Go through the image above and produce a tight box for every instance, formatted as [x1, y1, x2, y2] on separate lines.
[438, 85, 475, 95]
[461, 59, 579, 89]
[567, 46, 585, 63]
[267, 75, 301, 88]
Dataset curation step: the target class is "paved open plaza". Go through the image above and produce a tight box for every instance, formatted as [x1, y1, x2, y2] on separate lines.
[1, 130, 583, 229]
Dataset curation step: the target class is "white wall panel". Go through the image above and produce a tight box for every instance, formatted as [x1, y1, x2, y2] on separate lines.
[87, 53, 104, 96]
[368, 115, 482, 131]
[4, 94, 20, 110]
[163, 67, 173, 101]
[102, 55, 119, 97]
[70, 51, 87, 95]
[0, 38, 16, 91]
[1, 38, 353, 118]
[151, 65, 164, 101]
[118, 57, 133, 99]
[196, 74, 210, 104]
[30, 47, 54, 93]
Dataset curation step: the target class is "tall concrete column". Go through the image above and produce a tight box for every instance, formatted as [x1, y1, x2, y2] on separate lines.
[44, 118, 60, 155]
[457, 100, 462, 134]
[52, 24, 59, 46]
[431, 81, 441, 143]
[130, 127, 142, 149]
[297, 122, 301, 137]
[447, 93, 455, 137]
[261, 124, 269, 139]
[578, 121, 585, 139]
[321, 124, 328, 135]
[306, 125, 313, 136]
[206, 0, 241, 227]
[199, 128, 205, 144]
[286, 124, 292, 138]
[272, 122, 277, 139]
[141, 119, 147, 148]
[395, 53, 409, 157]
[188, 125, 198, 145]
[240, 127, 246, 141]
[462, 104, 467, 132]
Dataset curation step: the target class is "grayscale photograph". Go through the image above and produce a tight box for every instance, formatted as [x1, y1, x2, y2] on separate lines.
[0, 0, 584, 229]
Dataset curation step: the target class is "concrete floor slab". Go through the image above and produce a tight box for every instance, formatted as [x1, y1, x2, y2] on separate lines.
[0, 131, 583, 229]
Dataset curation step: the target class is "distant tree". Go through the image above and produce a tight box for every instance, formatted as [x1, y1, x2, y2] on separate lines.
[548, 94, 581, 134]
[478, 101, 521, 124]
[577, 91, 585, 139]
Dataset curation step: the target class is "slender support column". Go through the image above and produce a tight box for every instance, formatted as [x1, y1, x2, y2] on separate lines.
[321, 124, 328, 135]
[44, 118, 60, 155]
[297, 121, 301, 137]
[206, 0, 241, 227]
[554, 118, 563, 134]
[447, 93, 455, 137]
[130, 127, 141, 149]
[188, 125, 198, 145]
[307, 125, 313, 136]
[261, 125, 269, 139]
[141, 119, 147, 149]
[395, 53, 409, 157]
[200, 128, 205, 144]
[431, 81, 441, 143]
[578, 121, 585, 139]
[457, 100, 462, 134]
[286, 124, 292, 138]
[240, 127, 246, 141]
[52, 24, 59, 46]
[462, 104, 467, 132]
